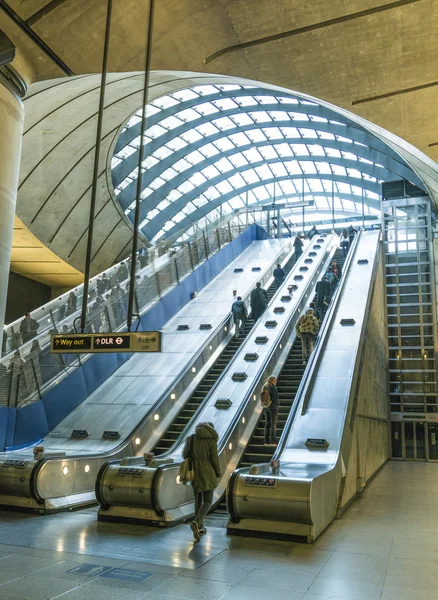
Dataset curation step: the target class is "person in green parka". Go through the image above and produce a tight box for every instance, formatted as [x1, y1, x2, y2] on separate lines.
[183, 422, 221, 541]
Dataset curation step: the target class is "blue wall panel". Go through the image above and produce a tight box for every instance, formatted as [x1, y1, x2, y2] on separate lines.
[2, 225, 262, 450]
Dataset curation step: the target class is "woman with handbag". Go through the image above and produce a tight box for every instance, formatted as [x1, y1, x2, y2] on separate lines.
[182, 422, 221, 541]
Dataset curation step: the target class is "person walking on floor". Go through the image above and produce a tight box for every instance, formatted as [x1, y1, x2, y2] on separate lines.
[340, 228, 349, 258]
[250, 282, 268, 321]
[231, 296, 247, 337]
[293, 235, 304, 260]
[296, 307, 319, 364]
[260, 375, 279, 446]
[183, 422, 221, 542]
[273, 263, 286, 289]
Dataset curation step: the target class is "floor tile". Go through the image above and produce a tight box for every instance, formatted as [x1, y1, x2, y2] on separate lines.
[307, 575, 383, 600]
[149, 575, 233, 600]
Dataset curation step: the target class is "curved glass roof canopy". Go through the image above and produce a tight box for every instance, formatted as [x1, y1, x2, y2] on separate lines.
[111, 82, 424, 243]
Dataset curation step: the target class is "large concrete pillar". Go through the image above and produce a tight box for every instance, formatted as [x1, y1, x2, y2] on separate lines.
[0, 83, 24, 352]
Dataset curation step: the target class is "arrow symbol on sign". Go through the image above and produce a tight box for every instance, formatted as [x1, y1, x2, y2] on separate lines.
[55, 339, 60, 346]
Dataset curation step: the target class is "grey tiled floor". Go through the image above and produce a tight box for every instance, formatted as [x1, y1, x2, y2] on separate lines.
[0, 461, 437, 599]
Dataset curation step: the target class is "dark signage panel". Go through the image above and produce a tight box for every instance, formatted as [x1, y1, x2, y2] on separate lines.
[51, 335, 92, 353]
[94, 335, 131, 350]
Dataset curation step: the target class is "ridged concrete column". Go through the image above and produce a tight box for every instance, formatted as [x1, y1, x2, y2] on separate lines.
[0, 83, 24, 351]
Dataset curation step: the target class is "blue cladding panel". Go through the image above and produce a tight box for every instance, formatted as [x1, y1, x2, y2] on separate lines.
[1, 225, 261, 450]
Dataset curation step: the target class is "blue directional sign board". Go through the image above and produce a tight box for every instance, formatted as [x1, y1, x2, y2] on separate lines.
[67, 564, 152, 583]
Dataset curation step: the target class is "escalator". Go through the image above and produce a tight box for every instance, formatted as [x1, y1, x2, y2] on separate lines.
[153, 251, 299, 456]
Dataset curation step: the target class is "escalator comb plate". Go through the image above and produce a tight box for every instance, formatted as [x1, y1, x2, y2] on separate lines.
[244, 353, 259, 361]
[232, 372, 247, 381]
[255, 336, 269, 344]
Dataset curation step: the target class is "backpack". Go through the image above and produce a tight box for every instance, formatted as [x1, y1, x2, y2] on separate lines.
[179, 435, 195, 485]
[260, 384, 272, 408]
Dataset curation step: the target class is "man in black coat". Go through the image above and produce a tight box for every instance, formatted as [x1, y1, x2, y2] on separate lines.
[250, 282, 268, 321]
[20, 314, 39, 343]
[315, 276, 331, 317]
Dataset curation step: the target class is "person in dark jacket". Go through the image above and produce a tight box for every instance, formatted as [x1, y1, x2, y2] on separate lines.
[309, 301, 320, 321]
[293, 236, 304, 260]
[348, 224, 357, 247]
[315, 276, 331, 317]
[326, 266, 339, 290]
[117, 261, 129, 283]
[183, 422, 221, 541]
[1, 326, 8, 357]
[308, 225, 317, 240]
[65, 291, 77, 317]
[20, 313, 39, 343]
[262, 375, 279, 446]
[250, 282, 268, 320]
[273, 263, 286, 288]
[138, 245, 148, 269]
[96, 277, 108, 296]
[340, 228, 349, 257]
[331, 260, 341, 279]
[231, 296, 247, 337]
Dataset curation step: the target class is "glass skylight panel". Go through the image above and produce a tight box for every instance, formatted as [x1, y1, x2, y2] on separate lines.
[278, 180, 296, 194]
[270, 111, 289, 122]
[166, 137, 187, 152]
[213, 98, 239, 111]
[255, 164, 274, 180]
[178, 180, 195, 194]
[199, 143, 220, 158]
[228, 173, 247, 189]
[276, 143, 293, 157]
[280, 126, 300, 138]
[204, 187, 220, 200]
[250, 111, 271, 123]
[173, 158, 191, 172]
[140, 187, 153, 199]
[337, 182, 351, 194]
[160, 115, 184, 130]
[230, 113, 254, 127]
[263, 127, 283, 140]
[161, 167, 178, 182]
[325, 147, 341, 158]
[196, 122, 219, 137]
[235, 96, 258, 107]
[147, 208, 160, 220]
[351, 185, 363, 196]
[213, 116, 235, 131]
[255, 95, 277, 104]
[342, 151, 357, 162]
[285, 160, 302, 175]
[228, 153, 248, 168]
[147, 124, 167, 139]
[152, 147, 172, 161]
[192, 85, 218, 96]
[177, 108, 200, 122]
[215, 157, 234, 173]
[314, 162, 332, 175]
[228, 132, 250, 147]
[299, 128, 318, 139]
[253, 186, 270, 201]
[185, 150, 205, 165]
[228, 196, 245, 208]
[243, 148, 263, 163]
[330, 120, 346, 126]
[217, 84, 241, 91]
[291, 144, 309, 156]
[336, 135, 352, 144]
[117, 178, 132, 191]
[334, 197, 342, 209]
[245, 129, 267, 143]
[259, 146, 278, 160]
[111, 157, 122, 168]
[216, 180, 233, 194]
[241, 170, 260, 185]
[308, 180, 323, 192]
[322, 180, 333, 192]
[173, 212, 185, 224]
[307, 144, 326, 156]
[309, 115, 328, 123]
[180, 129, 203, 144]
[317, 130, 335, 140]
[362, 173, 377, 182]
[270, 163, 288, 177]
[189, 172, 207, 187]
[171, 89, 199, 102]
[149, 177, 166, 190]
[347, 168, 362, 179]
[213, 138, 234, 152]
[332, 164, 347, 177]
[202, 164, 221, 179]
[366, 190, 380, 200]
[300, 162, 316, 175]
[126, 114, 142, 129]
[300, 99, 317, 106]
[127, 167, 139, 179]
[152, 95, 179, 110]
[192, 196, 208, 208]
[156, 199, 171, 211]
[359, 157, 373, 165]
[195, 102, 219, 117]
[289, 112, 309, 121]
[117, 145, 136, 159]
[277, 96, 299, 104]
[130, 136, 142, 148]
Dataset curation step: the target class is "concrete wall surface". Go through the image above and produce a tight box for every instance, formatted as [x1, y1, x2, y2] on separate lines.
[340, 248, 390, 511]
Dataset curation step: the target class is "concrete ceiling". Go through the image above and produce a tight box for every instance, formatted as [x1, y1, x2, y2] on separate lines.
[2, 0, 438, 286]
